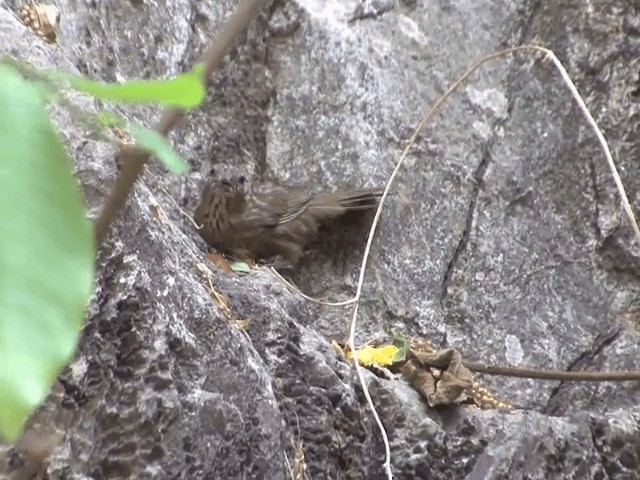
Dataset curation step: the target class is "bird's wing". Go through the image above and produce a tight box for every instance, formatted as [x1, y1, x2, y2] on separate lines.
[248, 187, 312, 226]
[278, 190, 312, 224]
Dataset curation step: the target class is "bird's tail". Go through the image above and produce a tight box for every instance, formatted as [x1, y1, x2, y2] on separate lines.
[310, 188, 383, 215]
[336, 188, 384, 209]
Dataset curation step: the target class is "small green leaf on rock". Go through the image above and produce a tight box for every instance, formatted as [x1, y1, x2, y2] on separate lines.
[230, 261, 251, 275]
[391, 330, 408, 362]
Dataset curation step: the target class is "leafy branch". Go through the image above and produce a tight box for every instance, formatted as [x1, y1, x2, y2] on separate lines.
[0, 0, 261, 443]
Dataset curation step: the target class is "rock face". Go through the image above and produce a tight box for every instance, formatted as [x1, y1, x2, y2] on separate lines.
[1, 0, 640, 478]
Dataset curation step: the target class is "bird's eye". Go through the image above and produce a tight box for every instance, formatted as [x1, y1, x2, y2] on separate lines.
[237, 176, 246, 185]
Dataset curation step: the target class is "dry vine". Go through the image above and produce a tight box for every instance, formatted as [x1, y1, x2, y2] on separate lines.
[347, 45, 640, 479]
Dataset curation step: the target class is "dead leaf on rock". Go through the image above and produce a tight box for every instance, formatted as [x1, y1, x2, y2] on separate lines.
[293, 440, 307, 480]
[229, 317, 252, 331]
[111, 126, 133, 145]
[203, 272, 235, 320]
[334, 335, 512, 409]
[403, 347, 474, 407]
[20, 4, 60, 43]
[332, 340, 347, 359]
[149, 201, 166, 224]
[206, 252, 234, 273]
[402, 341, 514, 409]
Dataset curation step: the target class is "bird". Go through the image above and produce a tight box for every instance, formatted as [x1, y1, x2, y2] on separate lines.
[194, 164, 383, 265]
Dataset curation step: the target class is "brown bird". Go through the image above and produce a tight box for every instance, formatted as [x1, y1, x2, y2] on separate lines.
[194, 165, 383, 265]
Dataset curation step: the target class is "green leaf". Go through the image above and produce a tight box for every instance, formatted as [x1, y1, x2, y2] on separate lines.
[0, 57, 207, 109]
[230, 261, 251, 274]
[0, 56, 62, 103]
[391, 330, 408, 362]
[0, 65, 94, 442]
[129, 124, 189, 174]
[80, 110, 190, 174]
[68, 63, 206, 109]
[96, 110, 123, 128]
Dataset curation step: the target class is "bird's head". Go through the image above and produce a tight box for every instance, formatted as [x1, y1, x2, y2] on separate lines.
[194, 164, 250, 228]
[212, 164, 249, 198]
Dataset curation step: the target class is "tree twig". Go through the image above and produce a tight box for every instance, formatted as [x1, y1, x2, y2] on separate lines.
[460, 361, 640, 382]
[94, 0, 262, 244]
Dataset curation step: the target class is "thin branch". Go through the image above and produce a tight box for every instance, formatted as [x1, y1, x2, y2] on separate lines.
[461, 361, 640, 382]
[270, 267, 357, 306]
[94, 0, 262, 245]
[142, 165, 202, 229]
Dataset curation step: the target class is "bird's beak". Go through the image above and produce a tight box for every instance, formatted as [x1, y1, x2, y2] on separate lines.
[237, 182, 249, 196]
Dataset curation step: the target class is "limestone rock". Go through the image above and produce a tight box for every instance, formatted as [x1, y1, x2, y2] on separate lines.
[1, 0, 639, 477]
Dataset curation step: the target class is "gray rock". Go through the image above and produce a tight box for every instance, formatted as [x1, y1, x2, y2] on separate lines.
[1, 0, 639, 478]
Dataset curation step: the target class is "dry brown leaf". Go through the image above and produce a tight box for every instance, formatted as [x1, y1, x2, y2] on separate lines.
[206, 252, 234, 272]
[403, 347, 474, 407]
[404, 340, 514, 409]
[293, 440, 307, 480]
[332, 340, 347, 358]
[207, 279, 232, 317]
[229, 317, 252, 331]
[110, 126, 133, 145]
[149, 201, 166, 223]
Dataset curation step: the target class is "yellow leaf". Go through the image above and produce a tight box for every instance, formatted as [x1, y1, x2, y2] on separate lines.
[347, 344, 399, 367]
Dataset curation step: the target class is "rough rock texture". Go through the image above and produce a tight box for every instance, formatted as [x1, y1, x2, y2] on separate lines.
[1, 0, 640, 478]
